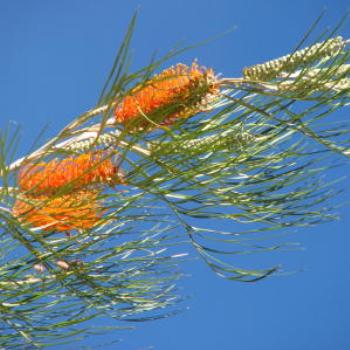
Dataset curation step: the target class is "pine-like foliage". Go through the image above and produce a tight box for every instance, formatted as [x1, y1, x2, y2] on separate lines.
[1, 13, 350, 348]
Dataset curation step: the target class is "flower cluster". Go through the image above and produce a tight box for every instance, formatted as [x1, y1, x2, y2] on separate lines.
[13, 151, 119, 233]
[18, 152, 119, 195]
[114, 61, 219, 129]
[12, 190, 103, 232]
[13, 61, 218, 233]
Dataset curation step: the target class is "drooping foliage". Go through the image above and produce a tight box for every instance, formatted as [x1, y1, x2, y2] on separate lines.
[0, 12, 350, 348]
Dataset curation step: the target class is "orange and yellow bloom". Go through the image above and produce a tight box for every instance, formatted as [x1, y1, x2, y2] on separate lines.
[18, 151, 119, 195]
[115, 61, 219, 129]
[13, 190, 103, 232]
[13, 151, 119, 233]
[13, 61, 219, 232]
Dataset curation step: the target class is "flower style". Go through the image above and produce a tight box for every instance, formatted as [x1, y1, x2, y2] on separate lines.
[18, 151, 120, 195]
[114, 61, 219, 129]
[12, 190, 104, 232]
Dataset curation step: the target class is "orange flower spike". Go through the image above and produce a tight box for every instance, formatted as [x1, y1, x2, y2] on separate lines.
[12, 191, 104, 232]
[115, 61, 219, 129]
[18, 152, 120, 195]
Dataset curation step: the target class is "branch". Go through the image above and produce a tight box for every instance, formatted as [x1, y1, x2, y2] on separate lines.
[5, 106, 151, 174]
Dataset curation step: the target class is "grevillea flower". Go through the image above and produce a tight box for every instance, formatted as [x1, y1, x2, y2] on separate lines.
[18, 151, 120, 195]
[12, 190, 103, 232]
[114, 61, 219, 129]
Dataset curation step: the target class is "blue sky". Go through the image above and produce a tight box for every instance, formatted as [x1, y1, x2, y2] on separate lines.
[1, 1, 350, 349]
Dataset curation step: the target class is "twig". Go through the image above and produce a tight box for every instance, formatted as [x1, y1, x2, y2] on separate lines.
[5, 104, 150, 173]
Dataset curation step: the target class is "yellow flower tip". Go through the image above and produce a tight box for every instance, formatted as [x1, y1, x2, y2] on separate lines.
[56, 260, 70, 270]
[114, 61, 219, 130]
[33, 263, 45, 273]
[18, 151, 122, 195]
